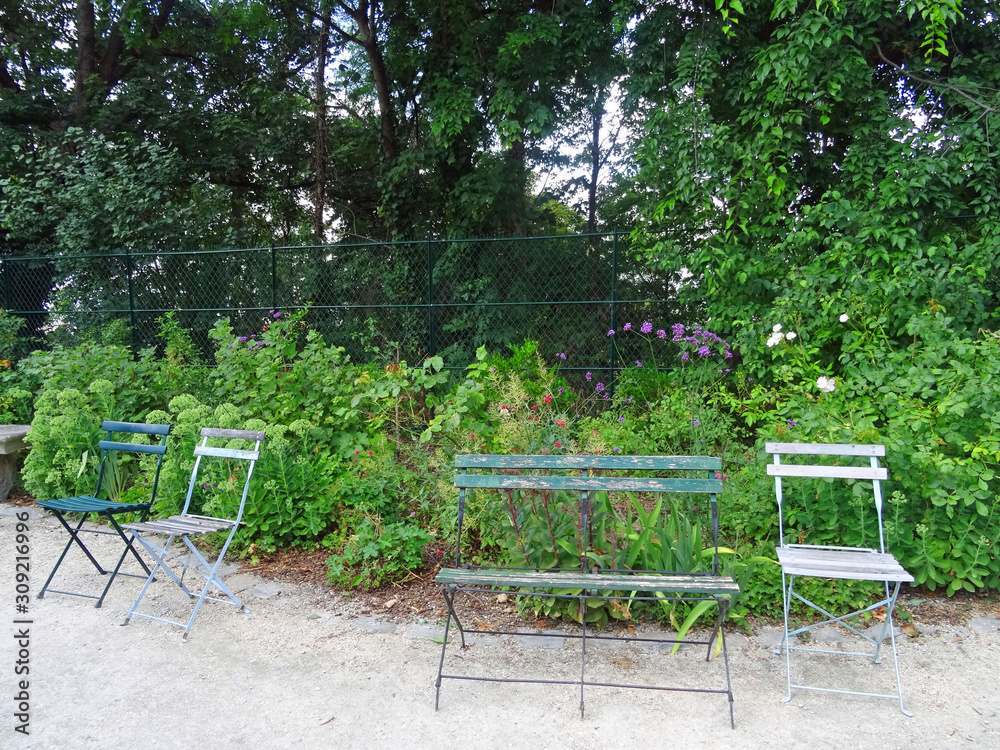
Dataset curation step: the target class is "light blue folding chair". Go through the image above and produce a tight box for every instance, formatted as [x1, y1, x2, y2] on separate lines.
[122, 427, 263, 641]
[767, 442, 914, 715]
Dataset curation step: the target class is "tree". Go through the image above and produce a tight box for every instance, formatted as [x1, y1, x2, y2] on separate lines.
[625, 0, 999, 372]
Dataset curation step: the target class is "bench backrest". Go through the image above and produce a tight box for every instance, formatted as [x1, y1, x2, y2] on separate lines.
[765, 442, 889, 552]
[453, 454, 724, 574]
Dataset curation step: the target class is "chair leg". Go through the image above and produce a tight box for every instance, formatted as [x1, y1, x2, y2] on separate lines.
[123, 535, 174, 625]
[180, 535, 245, 641]
[780, 571, 793, 703]
[94, 513, 153, 608]
[884, 581, 912, 716]
[38, 512, 106, 600]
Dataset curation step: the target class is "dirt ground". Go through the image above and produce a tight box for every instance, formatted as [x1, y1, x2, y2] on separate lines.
[2, 506, 999, 750]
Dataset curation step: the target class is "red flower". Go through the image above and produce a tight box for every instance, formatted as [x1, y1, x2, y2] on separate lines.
[554, 442, 562, 448]
[543, 394, 553, 405]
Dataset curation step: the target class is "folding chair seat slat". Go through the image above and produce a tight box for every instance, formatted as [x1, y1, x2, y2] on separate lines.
[40, 496, 150, 513]
[36, 421, 171, 608]
[777, 548, 914, 581]
[123, 427, 263, 641]
[126, 517, 235, 535]
[767, 442, 912, 715]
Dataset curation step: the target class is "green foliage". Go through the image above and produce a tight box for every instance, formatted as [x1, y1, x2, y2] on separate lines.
[326, 519, 431, 590]
[0, 312, 33, 422]
[744, 310, 1000, 595]
[22, 381, 115, 500]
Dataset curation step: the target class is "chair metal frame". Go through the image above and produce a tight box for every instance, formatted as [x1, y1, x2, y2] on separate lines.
[37, 421, 171, 608]
[122, 427, 263, 641]
[766, 442, 914, 715]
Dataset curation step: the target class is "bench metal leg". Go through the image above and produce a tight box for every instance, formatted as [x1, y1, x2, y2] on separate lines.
[579, 594, 587, 719]
[435, 586, 462, 711]
[717, 600, 735, 729]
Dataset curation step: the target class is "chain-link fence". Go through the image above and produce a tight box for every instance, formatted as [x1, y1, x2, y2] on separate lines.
[1, 232, 697, 381]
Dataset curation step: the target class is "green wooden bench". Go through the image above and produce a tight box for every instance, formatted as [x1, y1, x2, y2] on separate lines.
[433, 454, 740, 727]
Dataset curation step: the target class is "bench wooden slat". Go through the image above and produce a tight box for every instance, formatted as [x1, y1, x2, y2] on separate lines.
[765, 442, 885, 457]
[456, 454, 721, 471]
[766, 464, 887, 481]
[436, 568, 740, 595]
[455, 474, 723, 493]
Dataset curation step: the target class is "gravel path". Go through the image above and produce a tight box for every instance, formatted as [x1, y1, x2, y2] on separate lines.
[2, 508, 998, 749]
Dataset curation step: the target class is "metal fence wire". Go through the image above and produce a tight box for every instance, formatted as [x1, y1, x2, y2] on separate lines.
[1, 232, 697, 380]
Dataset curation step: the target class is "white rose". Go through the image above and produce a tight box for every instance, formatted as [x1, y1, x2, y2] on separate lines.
[772, 324, 782, 333]
[766, 333, 781, 347]
[785, 331, 797, 340]
[816, 376, 836, 393]
[839, 314, 849, 323]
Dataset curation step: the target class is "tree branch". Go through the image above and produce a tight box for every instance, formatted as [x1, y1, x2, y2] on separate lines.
[875, 43, 997, 115]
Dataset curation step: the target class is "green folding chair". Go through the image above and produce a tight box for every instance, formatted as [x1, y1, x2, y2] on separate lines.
[37, 421, 171, 608]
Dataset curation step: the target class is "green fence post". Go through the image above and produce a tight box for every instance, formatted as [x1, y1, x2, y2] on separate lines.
[609, 229, 618, 390]
[1, 257, 9, 311]
[426, 237, 436, 357]
[270, 245, 277, 310]
[125, 247, 137, 353]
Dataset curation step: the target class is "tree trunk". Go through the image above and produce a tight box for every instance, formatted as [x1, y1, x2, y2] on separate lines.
[74, 0, 96, 120]
[313, 16, 330, 244]
[350, 1, 398, 161]
[587, 88, 606, 234]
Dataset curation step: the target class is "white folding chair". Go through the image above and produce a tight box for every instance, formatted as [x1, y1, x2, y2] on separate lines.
[766, 442, 914, 715]
[122, 428, 263, 641]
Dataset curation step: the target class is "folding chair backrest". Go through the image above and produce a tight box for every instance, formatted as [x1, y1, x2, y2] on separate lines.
[765, 442, 889, 553]
[95, 421, 171, 504]
[180, 428, 265, 522]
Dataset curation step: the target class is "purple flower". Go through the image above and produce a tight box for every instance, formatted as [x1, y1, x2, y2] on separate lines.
[595, 382, 605, 393]
[238, 336, 248, 342]
[607, 329, 615, 336]
[625, 398, 632, 403]
[585, 372, 592, 382]
[273, 311, 281, 319]
[672, 323, 685, 341]
[681, 352, 690, 361]
[635, 360, 643, 368]
[724, 350, 733, 358]
[641, 322, 653, 334]
[613, 447, 621, 453]
[623, 322, 632, 331]
[558, 387, 564, 393]
[787, 419, 797, 426]
[697, 346, 711, 357]
[556, 352, 567, 360]
[618, 416, 625, 423]
[657, 329, 666, 339]
[693, 419, 700, 426]
[602, 393, 609, 399]
[228, 344, 233, 348]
